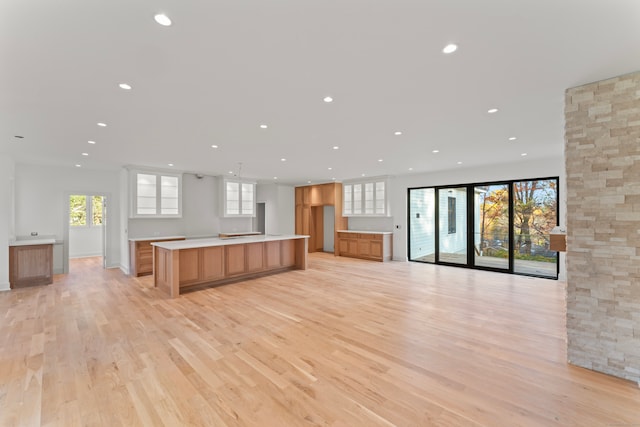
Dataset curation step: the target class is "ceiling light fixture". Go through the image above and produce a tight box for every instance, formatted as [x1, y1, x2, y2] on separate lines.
[211, 144, 218, 148]
[378, 159, 383, 162]
[443, 43, 458, 54]
[408, 167, 413, 171]
[75, 164, 81, 168]
[521, 153, 527, 157]
[97, 122, 107, 127]
[432, 149, 440, 153]
[328, 167, 332, 170]
[168, 163, 174, 166]
[361, 173, 366, 177]
[332, 146, 339, 150]
[260, 124, 268, 129]
[273, 177, 278, 180]
[81, 152, 89, 156]
[308, 180, 312, 184]
[119, 83, 132, 90]
[280, 158, 286, 162]
[487, 108, 498, 114]
[154, 14, 172, 26]
[88, 140, 96, 144]
[323, 96, 333, 103]
[457, 161, 463, 165]
[508, 137, 517, 141]
[394, 131, 402, 136]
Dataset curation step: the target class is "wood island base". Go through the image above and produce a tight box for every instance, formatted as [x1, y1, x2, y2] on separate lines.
[153, 236, 308, 298]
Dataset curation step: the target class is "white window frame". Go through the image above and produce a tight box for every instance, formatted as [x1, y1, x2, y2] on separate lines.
[222, 178, 256, 217]
[343, 177, 390, 217]
[130, 170, 183, 218]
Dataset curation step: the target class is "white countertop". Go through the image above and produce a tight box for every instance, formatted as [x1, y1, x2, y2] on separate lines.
[10, 238, 56, 247]
[337, 230, 393, 235]
[129, 235, 186, 242]
[152, 234, 309, 250]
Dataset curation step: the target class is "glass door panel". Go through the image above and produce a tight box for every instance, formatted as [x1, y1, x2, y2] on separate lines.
[474, 184, 509, 269]
[438, 187, 467, 264]
[513, 179, 558, 278]
[409, 188, 435, 262]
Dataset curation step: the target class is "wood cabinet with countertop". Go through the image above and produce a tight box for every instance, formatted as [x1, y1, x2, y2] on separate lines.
[295, 182, 347, 253]
[129, 236, 186, 277]
[9, 240, 55, 288]
[336, 231, 392, 262]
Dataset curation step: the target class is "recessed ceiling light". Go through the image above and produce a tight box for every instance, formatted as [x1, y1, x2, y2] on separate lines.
[457, 161, 463, 165]
[75, 164, 81, 168]
[280, 158, 286, 162]
[332, 177, 336, 181]
[332, 146, 339, 150]
[361, 173, 366, 177]
[432, 149, 440, 153]
[119, 83, 132, 90]
[521, 153, 527, 157]
[88, 140, 96, 144]
[168, 163, 174, 166]
[508, 137, 517, 141]
[328, 167, 332, 170]
[260, 124, 268, 129]
[154, 14, 172, 26]
[487, 108, 498, 114]
[408, 167, 413, 171]
[323, 96, 333, 103]
[273, 177, 278, 180]
[81, 152, 89, 156]
[211, 144, 218, 148]
[443, 44, 458, 54]
[394, 131, 402, 136]
[378, 159, 383, 162]
[97, 122, 107, 127]
[308, 180, 312, 184]
[228, 171, 233, 174]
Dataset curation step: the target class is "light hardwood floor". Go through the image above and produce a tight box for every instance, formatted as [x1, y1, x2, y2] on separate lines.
[1, 254, 638, 426]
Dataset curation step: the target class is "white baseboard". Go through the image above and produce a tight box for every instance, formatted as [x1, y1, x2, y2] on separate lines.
[119, 264, 130, 275]
[70, 253, 103, 259]
[0, 282, 10, 291]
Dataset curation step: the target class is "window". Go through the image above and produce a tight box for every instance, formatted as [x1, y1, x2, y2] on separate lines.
[131, 170, 182, 218]
[70, 195, 103, 227]
[447, 197, 456, 234]
[223, 179, 256, 217]
[343, 178, 388, 216]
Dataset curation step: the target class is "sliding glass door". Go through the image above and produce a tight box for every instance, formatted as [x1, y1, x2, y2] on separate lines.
[408, 177, 558, 279]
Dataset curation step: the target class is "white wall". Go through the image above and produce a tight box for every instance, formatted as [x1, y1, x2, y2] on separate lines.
[14, 163, 121, 269]
[257, 183, 295, 235]
[385, 156, 566, 279]
[323, 205, 335, 252]
[69, 226, 103, 258]
[0, 155, 15, 290]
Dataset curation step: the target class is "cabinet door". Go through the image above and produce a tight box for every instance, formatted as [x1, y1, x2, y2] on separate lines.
[348, 239, 359, 255]
[302, 186, 311, 205]
[310, 185, 322, 205]
[265, 241, 281, 268]
[226, 245, 246, 276]
[358, 239, 371, 257]
[179, 249, 200, 285]
[295, 186, 304, 206]
[202, 246, 224, 280]
[281, 240, 296, 267]
[322, 183, 335, 205]
[246, 243, 264, 272]
[338, 239, 349, 255]
[370, 241, 383, 259]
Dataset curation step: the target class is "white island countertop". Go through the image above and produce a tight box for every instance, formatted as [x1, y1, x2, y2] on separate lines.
[152, 234, 309, 250]
[128, 235, 186, 242]
[337, 230, 393, 235]
[9, 238, 57, 247]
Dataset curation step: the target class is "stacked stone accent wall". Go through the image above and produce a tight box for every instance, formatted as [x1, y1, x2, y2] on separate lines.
[565, 71, 640, 383]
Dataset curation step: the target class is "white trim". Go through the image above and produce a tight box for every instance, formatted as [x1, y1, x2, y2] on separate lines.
[0, 282, 10, 291]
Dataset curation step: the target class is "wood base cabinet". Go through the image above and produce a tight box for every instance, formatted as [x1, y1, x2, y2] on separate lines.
[129, 237, 185, 277]
[337, 232, 392, 262]
[9, 244, 53, 288]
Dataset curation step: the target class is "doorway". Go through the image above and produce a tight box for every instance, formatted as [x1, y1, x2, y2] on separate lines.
[254, 202, 266, 234]
[64, 193, 109, 273]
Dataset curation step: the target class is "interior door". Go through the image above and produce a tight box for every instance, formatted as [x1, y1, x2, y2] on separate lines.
[101, 196, 107, 269]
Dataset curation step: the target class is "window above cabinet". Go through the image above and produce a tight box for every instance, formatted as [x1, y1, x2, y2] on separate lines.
[343, 177, 389, 217]
[130, 170, 182, 218]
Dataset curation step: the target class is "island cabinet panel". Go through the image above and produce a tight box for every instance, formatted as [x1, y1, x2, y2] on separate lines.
[281, 240, 296, 267]
[202, 247, 224, 281]
[129, 237, 185, 277]
[265, 241, 281, 268]
[246, 243, 264, 272]
[153, 236, 308, 298]
[370, 241, 383, 258]
[179, 249, 200, 285]
[226, 245, 246, 276]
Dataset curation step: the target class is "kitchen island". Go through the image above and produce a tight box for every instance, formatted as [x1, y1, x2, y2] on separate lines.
[152, 235, 309, 298]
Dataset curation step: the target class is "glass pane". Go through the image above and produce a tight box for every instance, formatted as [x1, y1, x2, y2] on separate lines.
[92, 196, 103, 225]
[160, 176, 179, 215]
[241, 183, 254, 215]
[409, 188, 435, 262]
[474, 184, 509, 269]
[513, 179, 558, 278]
[438, 187, 467, 264]
[353, 184, 362, 214]
[226, 182, 240, 215]
[375, 181, 385, 214]
[343, 184, 352, 215]
[364, 182, 374, 214]
[137, 173, 156, 215]
[69, 195, 87, 226]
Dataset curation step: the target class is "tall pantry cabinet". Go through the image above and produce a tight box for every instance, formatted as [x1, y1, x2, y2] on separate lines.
[295, 183, 348, 253]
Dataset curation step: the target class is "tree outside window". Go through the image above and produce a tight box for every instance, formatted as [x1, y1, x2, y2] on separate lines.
[70, 194, 103, 226]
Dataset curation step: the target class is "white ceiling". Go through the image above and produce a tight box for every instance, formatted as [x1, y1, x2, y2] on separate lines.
[2, 0, 640, 185]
